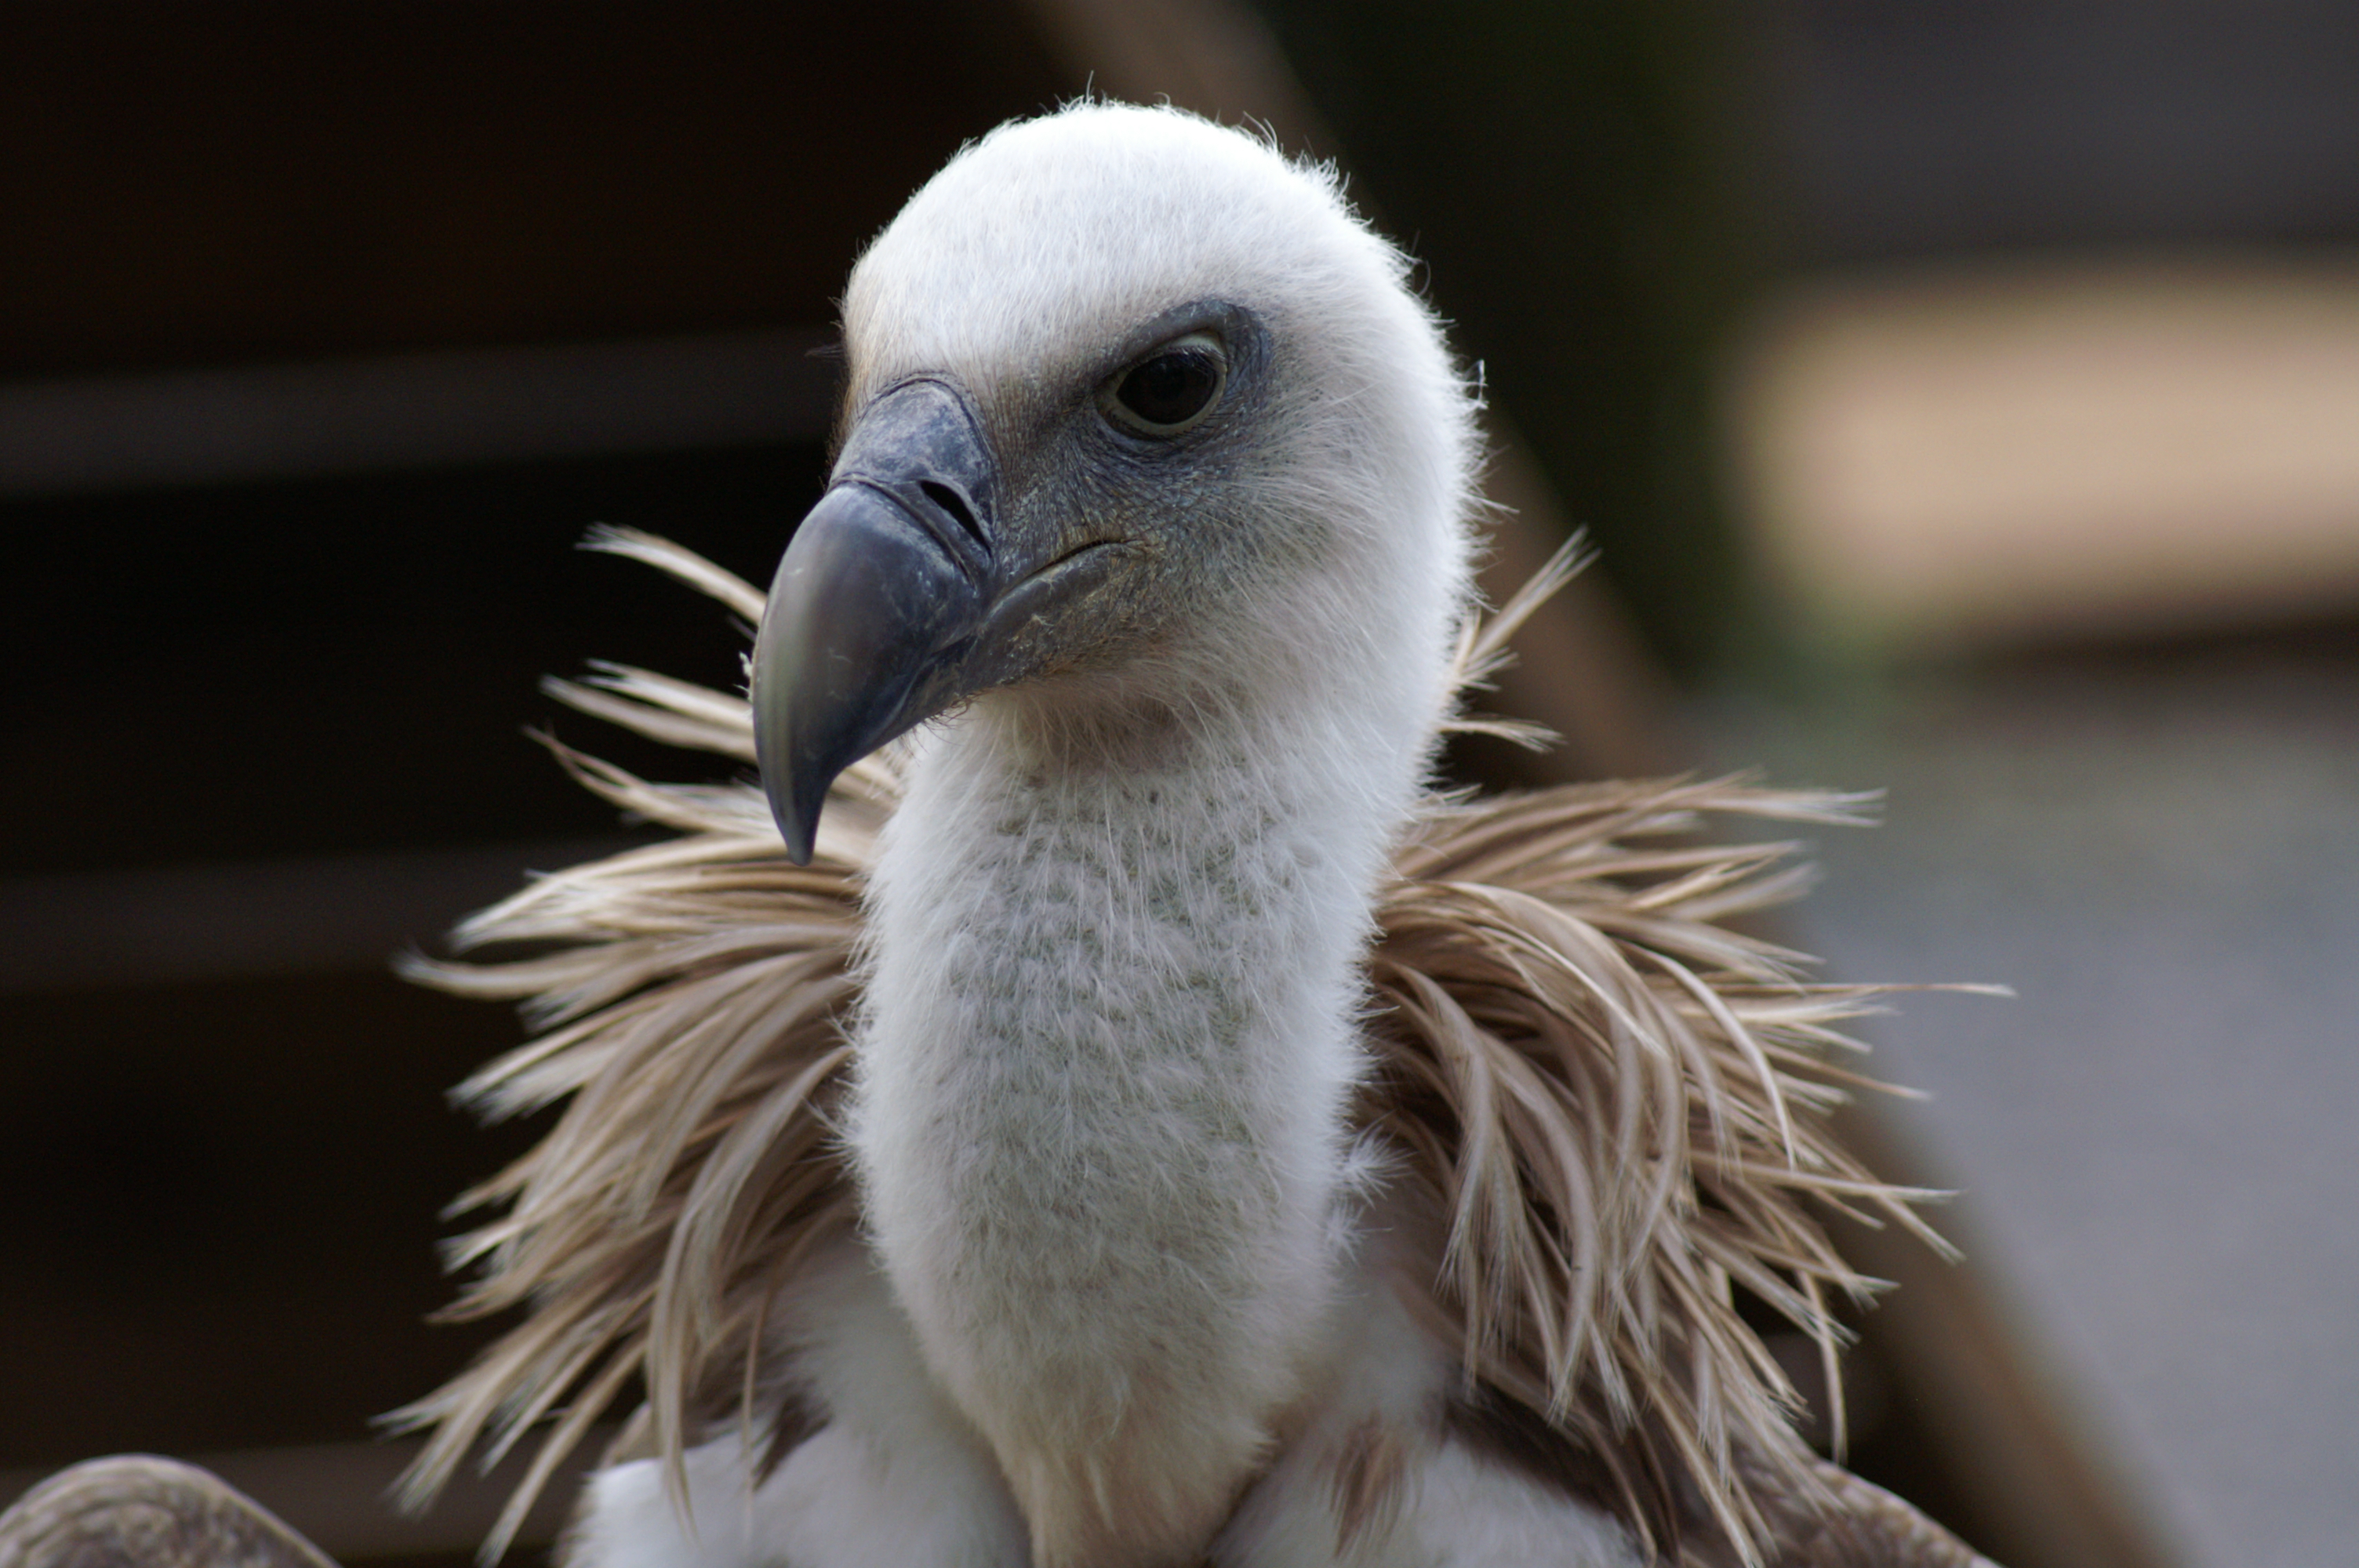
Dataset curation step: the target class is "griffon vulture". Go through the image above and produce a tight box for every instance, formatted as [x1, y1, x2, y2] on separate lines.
[379, 104, 1994, 1568]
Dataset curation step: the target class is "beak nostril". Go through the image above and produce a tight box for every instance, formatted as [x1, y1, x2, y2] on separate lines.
[919, 481, 990, 555]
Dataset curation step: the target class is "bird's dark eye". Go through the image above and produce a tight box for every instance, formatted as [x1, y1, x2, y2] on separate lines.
[1100, 332, 1227, 436]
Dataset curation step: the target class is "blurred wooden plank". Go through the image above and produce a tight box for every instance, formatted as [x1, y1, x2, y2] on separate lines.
[1475, 434, 1686, 780]
[0, 839, 630, 993]
[1737, 261, 2359, 651]
[1829, 1106, 2186, 1568]
[0, 331, 834, 498]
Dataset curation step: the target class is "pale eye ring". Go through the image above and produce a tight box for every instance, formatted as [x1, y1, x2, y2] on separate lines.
[1099, 331, 1227, 437]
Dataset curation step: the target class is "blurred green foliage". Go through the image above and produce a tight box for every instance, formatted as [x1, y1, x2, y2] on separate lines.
[1255, 0, 1777, 677]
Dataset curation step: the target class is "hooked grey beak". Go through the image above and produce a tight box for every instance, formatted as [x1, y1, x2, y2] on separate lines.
[751, 377, 1006, 864]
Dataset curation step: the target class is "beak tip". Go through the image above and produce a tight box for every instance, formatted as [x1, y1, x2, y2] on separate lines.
[754, 717, 831, 866]
[774, 781, 823, 867]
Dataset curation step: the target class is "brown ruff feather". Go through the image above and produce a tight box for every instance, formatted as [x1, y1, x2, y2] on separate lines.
[390, 528, 1968, 1567]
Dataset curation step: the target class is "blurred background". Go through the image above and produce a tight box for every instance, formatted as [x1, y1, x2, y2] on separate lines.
[3, 4, 2354, 1566]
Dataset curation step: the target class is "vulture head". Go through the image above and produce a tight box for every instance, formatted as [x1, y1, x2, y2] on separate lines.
[754, 103, 1474, 865]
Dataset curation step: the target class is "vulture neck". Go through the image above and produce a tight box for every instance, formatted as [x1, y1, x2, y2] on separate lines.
[850, 660, 1420, 1561]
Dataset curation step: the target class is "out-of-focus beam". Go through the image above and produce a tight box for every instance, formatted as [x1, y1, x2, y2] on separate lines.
[1830, 1104, 2183, 1568]
[1738, 260, 2359, 652]
[0, 328, 836, 498]
[0, 838, 631, 993]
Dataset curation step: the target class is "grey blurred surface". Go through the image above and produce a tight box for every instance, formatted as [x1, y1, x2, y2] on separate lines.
[1702, 649, 2359, 1568]
[1749, 0, 2359, 260]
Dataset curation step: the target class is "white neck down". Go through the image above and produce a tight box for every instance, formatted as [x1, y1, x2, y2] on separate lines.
[849, 665, 1432, 1565]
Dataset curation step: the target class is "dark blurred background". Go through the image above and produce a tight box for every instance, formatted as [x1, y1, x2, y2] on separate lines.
[4, 5, 2354, 1566]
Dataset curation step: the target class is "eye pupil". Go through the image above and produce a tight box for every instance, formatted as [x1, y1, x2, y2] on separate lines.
[1115, 348, 1221, 430]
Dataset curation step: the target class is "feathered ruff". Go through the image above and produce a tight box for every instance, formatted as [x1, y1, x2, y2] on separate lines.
[388, 529, 1957, 1567]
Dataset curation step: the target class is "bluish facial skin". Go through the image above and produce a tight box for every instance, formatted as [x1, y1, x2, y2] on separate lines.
[753, 302, 1273, 862]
